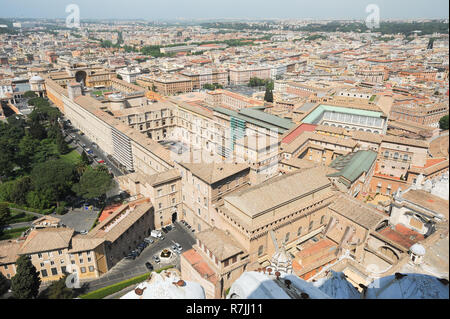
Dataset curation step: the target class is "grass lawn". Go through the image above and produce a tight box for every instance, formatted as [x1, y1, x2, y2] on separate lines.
[7, 211, 37, 224]
[92, 91, 104, 96]
[60, 149, 82, 165]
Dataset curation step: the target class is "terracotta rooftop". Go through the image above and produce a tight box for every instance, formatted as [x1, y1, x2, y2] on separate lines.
[378, 224, 425, 249]
[182, 249, 218, 284]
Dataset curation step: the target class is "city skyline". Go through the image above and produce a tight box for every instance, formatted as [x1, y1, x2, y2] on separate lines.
[0, 0, 449, 20]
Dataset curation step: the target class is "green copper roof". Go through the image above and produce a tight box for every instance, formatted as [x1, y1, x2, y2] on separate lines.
[328, 150, 378, 184]
[214, 106, 295, 133]
[302, 104, 384, 124]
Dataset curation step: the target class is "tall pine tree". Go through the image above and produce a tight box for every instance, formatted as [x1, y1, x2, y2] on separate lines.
[11, 255, 41, 299]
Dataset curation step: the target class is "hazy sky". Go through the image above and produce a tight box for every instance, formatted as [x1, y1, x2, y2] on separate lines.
[0, 0, 449, 20]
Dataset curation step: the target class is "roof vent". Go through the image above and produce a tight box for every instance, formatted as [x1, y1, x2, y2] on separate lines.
[438, 278, 449, 286]
[134, 287, 146, 296]
[284, 279, 291, 289]
[300, 292, 309, 299]
[394, 272, 407, 280]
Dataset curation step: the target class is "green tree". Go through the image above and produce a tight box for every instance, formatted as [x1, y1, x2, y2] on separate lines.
[11, 255, 41, 299]
[18, 134, 39, 170]
[0, 272, 10, 296]
[28, 120, 47, 140]
[24, 91, 37, 99]
[0, 203, 11, 230]
[42, 275, 74, 299]
[0, 176, 32, 205]
[72, 168, 113, 199]
[31, 159, 75, 205]
[439, 115, 449, 130]
[56, 133, 69, 155]
[81, 151, 90, 165]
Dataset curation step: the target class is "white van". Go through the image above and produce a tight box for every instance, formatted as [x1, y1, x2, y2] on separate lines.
[151, 230, 162, 238]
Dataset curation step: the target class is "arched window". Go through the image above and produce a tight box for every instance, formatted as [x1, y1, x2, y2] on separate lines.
[297, 226, 302, 236]
[285, 232, 290, 243]
[320, 215, 325, 224]
[258, 245, 264, 256]
[309, 221, 314, 231]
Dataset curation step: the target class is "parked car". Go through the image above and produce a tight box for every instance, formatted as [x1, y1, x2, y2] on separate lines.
[145, 262, 154, 271]
[144, 237, 154, 244]
[125, 254, 135, 260]
[152, 256, 160, 263]
[131, 250, 140, 257]
[174, 242, 182, 250]
[165, 225, 172, 231]
[160, 236, 165, 241]
[161, 227, 169, 234]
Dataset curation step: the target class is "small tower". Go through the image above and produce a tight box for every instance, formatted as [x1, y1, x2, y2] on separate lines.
[68, 82, 82, 100]
[269, 230, 293, 274]
[409, 243, 426, 265]
[29, 75, 46, 97]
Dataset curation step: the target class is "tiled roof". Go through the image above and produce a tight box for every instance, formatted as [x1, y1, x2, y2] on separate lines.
[381, 135, 429, 148]
[225, 166, 333, 218]
[178, 162, 249, 185]
[19, 228, 74, 255]
[401, 189, 449, 218]
[328, 195, 386, 230]
[196, 227, 244, 261]
[0, 240, 22, 265]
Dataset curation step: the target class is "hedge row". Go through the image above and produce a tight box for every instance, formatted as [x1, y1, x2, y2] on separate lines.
[79, 273, 151, 299]
[4, 202, 55, 215]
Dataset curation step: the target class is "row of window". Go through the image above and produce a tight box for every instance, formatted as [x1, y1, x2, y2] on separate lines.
[41, 265, 95, 277]
[257, 216, 326, 256]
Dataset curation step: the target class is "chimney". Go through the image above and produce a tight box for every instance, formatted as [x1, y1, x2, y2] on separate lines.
[68, 82, 82, 100]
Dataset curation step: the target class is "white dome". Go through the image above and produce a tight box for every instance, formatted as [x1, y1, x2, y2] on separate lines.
[227, 271, 331, 299]
[120, 271, 205, 299]
[366, 273, 449, 299]
[312, 271, 361, 299]
[410, 243, 426, 256]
